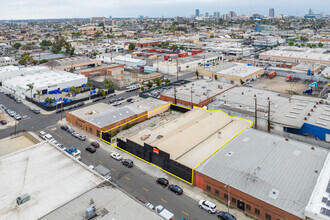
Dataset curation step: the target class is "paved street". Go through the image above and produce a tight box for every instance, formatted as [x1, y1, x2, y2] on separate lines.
[43, 124, 216, 220]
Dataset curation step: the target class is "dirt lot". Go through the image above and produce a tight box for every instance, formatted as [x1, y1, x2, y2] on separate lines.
[252, 76, 309, 97]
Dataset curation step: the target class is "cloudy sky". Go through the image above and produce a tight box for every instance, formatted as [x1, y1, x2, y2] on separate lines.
[0, 0, 328, 19]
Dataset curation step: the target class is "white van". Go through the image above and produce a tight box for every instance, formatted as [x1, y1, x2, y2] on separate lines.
[39, 131, 46, 139]
[44, 134, 54, 142]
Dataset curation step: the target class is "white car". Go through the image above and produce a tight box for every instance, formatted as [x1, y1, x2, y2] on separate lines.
[78, 135, 86, 141]
[113, 101, 121, 106]
[110, 152, 122, 160]
[44, 134, 54, 142]
[198, 200, 217, 214]
[72, 132, 80, 138]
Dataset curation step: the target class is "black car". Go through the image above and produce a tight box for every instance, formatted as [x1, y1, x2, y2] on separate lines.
[109, 98, 116, 104]
[86, 146, 96, 153]
[61, 125, 69, 131]
[168, 184, 183, 195]
[122, 159, 134, 167]
[10, 95, 15, 99]
[217, 211, 236, 220]
[0, 120, 7, 125]
[156, 178, 169, 187]
[56, 109, 63, 114]
[117, 97, 124, 101]
[75, 102, 84, 107]
[127, 98, 133, 102]
[92, 97, 101, 102]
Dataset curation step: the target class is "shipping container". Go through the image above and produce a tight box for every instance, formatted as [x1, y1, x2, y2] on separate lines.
[192, 49, 204, 55]
[147, 48, 155, 52]
[178, 52, 188, 57]
[268, 71, 276, 79]
[156, 49, 165, 53]
[164, 54, 179, 61]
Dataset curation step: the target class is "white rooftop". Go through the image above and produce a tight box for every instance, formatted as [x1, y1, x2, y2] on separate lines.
[216, 63, 263, 77]
[0, 142, 103, 220]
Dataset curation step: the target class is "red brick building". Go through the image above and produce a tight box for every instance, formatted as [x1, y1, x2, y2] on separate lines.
[124, 40, 160, 48]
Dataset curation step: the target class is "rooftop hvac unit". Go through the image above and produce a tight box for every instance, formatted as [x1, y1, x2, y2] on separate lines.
[17, 194, 30, 205]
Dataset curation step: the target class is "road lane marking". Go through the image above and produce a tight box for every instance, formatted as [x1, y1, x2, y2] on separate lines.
[161, 198, 167, 203]
[46, 128, 62, 138]
[87, 153, 91, 156]
[182, 211, 189, 216]
[98, 160, 103, 164]
[111, 168, 116, 172]
[143, 188, 149, 192]
[125, 177, 130, 181]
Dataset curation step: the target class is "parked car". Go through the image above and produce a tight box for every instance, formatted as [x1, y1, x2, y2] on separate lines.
[33, 109, 40, 114]
[15, 99, 22, 103]
[86, 146, 96, 153]
[127, 98, 133, 102]
[91, 141, 100, 148]
[122, 159, 134, 167]
[39, 131, 46, 139]
[75, 102, 85, 108]
[0, 120, 7, 125]
[117, 97, 124, 101]
[217, 211, 236, 220]
[57, 144, 66, 150]
[110, 152, 122, 160]
[78, 135, 86, 141]
[72, 132, 80, 138]
[156, 178, 169, 187]
[198, 200, 217, 214]
[92, 97, 101, 102]
[168, 184, 183, 195]
[14, 114, 22, 120]
[113, 101, 121, 106]
[55, 109, 63, 114]
[108, 93, 116, 98]
[61, 125, 69, 131]
[66, 128, 74, 134]
[109, 98, 116, 104]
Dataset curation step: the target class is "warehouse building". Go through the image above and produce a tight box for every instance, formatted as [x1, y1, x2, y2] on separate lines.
[304, 153, 330, 220]
[113, 54, 146, 67]
[2, 67, 87, 99]
[209, 87, 330, 142]
[160, 79, 236, 108]
[118, 107, 252, 182]
[194, 129, 329, 220]
[259, 47, 330, 65]
[124, 40, 160, 48]
[0, 66, 43, 83]
[0, 57, 17, 66]
[66, 98, 169, 137]
[45, 57, 101, 71]
[155, 52, 223, 74]
[76, 64, 124, 78]
[198, 63, 264, 84]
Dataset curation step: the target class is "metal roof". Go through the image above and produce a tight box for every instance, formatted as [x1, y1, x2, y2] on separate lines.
[195, 129, 328, 218]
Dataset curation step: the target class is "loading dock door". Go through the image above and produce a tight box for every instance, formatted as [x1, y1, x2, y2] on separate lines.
[237, 200, 245, 211]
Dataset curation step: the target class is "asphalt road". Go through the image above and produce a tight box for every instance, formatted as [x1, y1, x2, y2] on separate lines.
[44, 124, 216, 220]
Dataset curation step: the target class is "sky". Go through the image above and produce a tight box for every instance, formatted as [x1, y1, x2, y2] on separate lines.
[0, 0, 328, 20]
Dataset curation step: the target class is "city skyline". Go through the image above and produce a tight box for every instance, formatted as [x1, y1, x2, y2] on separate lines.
[0, 0, 328, 20]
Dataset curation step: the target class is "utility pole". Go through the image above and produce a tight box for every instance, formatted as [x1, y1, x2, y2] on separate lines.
[135, 72, 138, 97]
[174, 84, 177, 104]
[176, 59, 179, 81]
[61, 100, 63, 121]
[267, 97, 271, 133]
[203, 55, 206, 69]
[254, 94, 257, 129]
[190, 84, 194, 108]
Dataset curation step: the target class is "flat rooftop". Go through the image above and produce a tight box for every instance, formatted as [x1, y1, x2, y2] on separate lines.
[161, 80, 235, 105]
[0, 142, 103, 220]
[128, 108, 252, 168]
[70, 98, 169, 128]
[196, 129, 329, 218]
[41, 182, 163, 220]
[216, 64, 263, 77]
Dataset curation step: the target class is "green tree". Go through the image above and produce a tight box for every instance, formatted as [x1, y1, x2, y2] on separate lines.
[164, 78, 171, 84]
[195, 70, 199, 79]
[294, 43, 299, 46]
[40, 40, 52, 47]
[65, 42, 75, 56]
[36, 90, 42, 102]
[318, 42, 324, 47]
[307, 43, 311, 47]
[179, 45, 185, 50]
[13, 43, 22, 50]
[32, 60, 38, 65]
[103, 79, 115, 94]
[154, 78, 162, 87]
[171, 44, 178, 51]
[288, 41, 294, 46]
[52, 34, 66, 54]
[70, 86, 77, 100]
[210, 34, 215, 38]
[39, 59, 48, 64]
[128, 43, 136, 51]
[312, 44, 316, 47]
[99, 89, 106, 96]
[146, 81, 153, 89]
[86, 81, 93, 91]
[19, 54, 31, 66]
[26, 83, 34, 99]
[301, 43, 305, 47]
[140, 86, 145, 92]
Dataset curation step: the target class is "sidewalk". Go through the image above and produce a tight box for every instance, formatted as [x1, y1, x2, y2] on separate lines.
[61, 119, 252, 220]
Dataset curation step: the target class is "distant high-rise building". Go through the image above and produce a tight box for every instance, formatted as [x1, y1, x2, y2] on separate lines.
[229, 11, 237, 18]
[269, 8, 275, 17]
[139, 15, 144, 20]
[205, 12, 209, 17]
[195, 9, 200, 17]
[214, 12, 216, 17]
[308, 8, 314, 15]
[216, 12, 220, 19]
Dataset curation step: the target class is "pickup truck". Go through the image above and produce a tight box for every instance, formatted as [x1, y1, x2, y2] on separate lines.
[65, 147, 81, 160]
[155, 205, 174, 220]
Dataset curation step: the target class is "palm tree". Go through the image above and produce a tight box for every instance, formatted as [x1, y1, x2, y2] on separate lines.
[36, 90, 42, 103]
[103, 79, 115, 95]
[70, 86, 77, 100]
[26, 83, 34, 100]
[86, 81, 93, 91]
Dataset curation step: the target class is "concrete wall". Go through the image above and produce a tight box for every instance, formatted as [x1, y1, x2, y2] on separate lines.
[194, 171, 302, 220]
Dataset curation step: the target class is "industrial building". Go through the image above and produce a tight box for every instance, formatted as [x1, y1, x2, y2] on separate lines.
[76, 64, 124, 78]
[194, 129, 329, 220]
[259, 47, 330, 65]
[113, 54, 146, 67]
[208, 87, 330, 142]
[45, 57, 101, 71]
[2, 67, 87, 99]
[155, 52, 223, 74]
[0, 57, 17, 66]
[160, 79, 236, 108]
[198, 63, 264, 84]
[0, 142, 103, 220]
[117, 107, 252, 182]
[123, 40, 160, 48]
[304, 153, 330, 220]
[66, 98, 169, 137]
